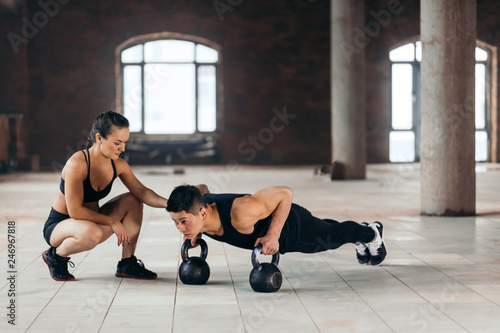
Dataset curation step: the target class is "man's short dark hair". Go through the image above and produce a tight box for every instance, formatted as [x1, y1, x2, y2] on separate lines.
[166, 185, 207, 215]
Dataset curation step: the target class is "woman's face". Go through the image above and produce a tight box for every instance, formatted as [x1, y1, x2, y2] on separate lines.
[97, 126, 130, 160]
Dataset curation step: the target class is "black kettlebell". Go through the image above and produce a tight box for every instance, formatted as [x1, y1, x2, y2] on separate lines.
[249, 245, 282, 293]
[179, 238, 210, 285]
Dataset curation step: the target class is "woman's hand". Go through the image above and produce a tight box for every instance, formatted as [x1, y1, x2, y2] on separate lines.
[111, 219, 130, 246]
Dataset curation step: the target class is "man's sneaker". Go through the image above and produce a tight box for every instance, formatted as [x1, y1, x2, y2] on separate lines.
[365, 222, 387, 266]
[355, 222, 370, 264]
[115, 255, 157, 279]
[42, 247, 75, 281]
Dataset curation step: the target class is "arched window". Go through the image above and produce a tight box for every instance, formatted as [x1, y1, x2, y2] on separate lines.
[119, 38, 219, 135]
[389, 40, 490, 162]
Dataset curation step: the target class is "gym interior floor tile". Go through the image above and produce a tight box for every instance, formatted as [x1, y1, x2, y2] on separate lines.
[1, 164, 500, 332]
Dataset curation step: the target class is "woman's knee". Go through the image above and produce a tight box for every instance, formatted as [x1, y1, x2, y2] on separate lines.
[100, 192, 143, 223]
[121, 192, 143, 214]
[77, 225, 104, 249]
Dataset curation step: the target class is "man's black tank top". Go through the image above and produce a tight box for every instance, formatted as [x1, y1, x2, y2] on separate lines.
[202, 193, 272, 250]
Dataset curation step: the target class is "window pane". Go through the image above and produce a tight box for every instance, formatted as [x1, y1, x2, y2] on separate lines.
[415, 41, 422, 62]
[121, 45, 143, 63]
[196, 44, 218, 63]
[392, 64, 413, 130]
[390, 43, 415, 62]
[476, 131, 488, 161]
[198, 66, 216, 132]
[476, 64, 486, 129]
[123, 66, 142, 132]
[144, 64, 195, 134]
[475, 47, 488, 61]
[390, 131, 415, 162]
[144, 40, 195, 62]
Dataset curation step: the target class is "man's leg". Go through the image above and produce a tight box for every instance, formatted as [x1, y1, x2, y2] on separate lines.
[313, 218, 387, 265]
[307, 218, 375, 252]
[281, 205, 386, 265]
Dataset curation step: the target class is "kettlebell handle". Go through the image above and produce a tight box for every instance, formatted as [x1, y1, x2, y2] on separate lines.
[181, 238, 208, 262]
[251, 245, 280, 269]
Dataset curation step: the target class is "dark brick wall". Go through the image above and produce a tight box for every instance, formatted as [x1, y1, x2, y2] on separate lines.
[0, 9, 28, 116]
[19, 0, 331, 168]
[1, 0, 500, 168]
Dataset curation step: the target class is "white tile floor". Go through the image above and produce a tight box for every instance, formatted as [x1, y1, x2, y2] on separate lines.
[1, 164, 500, 332]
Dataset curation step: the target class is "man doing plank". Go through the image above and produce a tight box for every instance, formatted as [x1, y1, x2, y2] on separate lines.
[166, 185, 387, 265]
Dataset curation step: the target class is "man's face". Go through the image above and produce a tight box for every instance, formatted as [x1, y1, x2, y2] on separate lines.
[170, 209, 204, 239]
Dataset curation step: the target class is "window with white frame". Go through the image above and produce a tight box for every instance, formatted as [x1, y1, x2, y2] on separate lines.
[120, 40, 219, 135]
[389, 41, 490, 162]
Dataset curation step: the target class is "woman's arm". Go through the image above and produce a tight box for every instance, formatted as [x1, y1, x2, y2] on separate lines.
[115, 159, 168, 208]
[195, 184, 210, 195]
[63, 155, 130, 245]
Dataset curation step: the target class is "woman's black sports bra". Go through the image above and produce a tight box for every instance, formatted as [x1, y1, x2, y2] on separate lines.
[59, 149, 117, 203]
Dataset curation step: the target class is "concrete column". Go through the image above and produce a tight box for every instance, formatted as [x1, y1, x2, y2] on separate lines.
[420, 0, 476, 216]
[331, 0, 366, 179]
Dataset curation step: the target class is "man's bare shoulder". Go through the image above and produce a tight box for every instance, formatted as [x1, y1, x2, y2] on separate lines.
[230, 195, 266, 232]
[231, 194, 255, 214]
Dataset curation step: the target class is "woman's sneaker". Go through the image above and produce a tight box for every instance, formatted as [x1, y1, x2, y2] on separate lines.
[365, 222, 387, 265]
[42, 247, 75, 281]
[115, 255, 157, 279]
[355, 222, 370, 264]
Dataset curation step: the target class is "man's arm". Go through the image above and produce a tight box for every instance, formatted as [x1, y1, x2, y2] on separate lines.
[232, 186, 293, 255]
